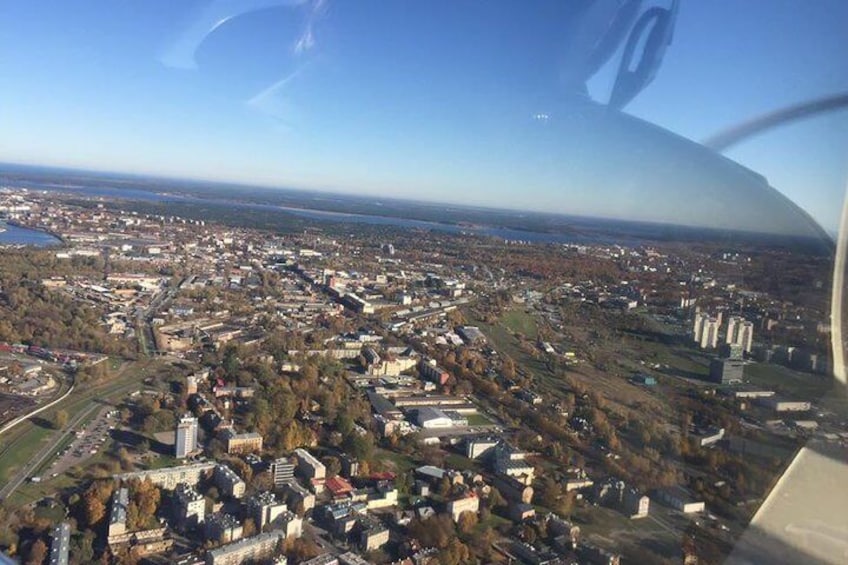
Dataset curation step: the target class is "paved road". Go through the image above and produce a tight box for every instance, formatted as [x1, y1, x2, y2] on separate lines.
[0, 402, 98, 500]
[0, 382, 75, 436]
[0, 359, 156, 504]
[138, 287, 177, 356]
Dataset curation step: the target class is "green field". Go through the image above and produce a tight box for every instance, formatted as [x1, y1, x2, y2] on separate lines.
[501, 308, 538, 339]
[375, 448, 416, 474]
[444, 453, 480, 472]
[0, 358, 174, 508]
[744, 363, 833, 400]
[466, 412, 493, 426]
[0, 426, 54, 486]
[471, 315, 571, 397]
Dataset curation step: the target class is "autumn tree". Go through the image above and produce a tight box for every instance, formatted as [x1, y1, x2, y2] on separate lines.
[407, 514, 455, 549]
[242, 518, 257, 538]
[53, 410, 68, 430]
[439, 537, 472, 565]
[78, 480, 114, 528]
[457, 511, 478, 534]
[126, 478, 161, 530]
[25, 539, 48, 565]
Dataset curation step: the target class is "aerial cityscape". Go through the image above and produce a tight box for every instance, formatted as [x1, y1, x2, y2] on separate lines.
[0, 169, 838, 565]
[0, 1, 845, 564]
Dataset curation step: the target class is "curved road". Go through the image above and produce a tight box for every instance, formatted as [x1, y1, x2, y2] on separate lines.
[0, 383, 75, 437]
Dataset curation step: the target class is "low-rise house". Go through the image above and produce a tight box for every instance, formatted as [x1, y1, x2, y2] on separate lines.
[446, 491, 479, 522]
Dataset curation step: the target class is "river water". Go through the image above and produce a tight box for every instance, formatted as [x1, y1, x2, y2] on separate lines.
[0, 223, 62, 247]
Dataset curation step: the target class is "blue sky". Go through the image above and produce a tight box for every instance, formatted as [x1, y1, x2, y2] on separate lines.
[1, 0, 846, 233]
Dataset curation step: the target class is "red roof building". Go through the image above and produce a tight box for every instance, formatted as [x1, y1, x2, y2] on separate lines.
[325, 476, 354, 498]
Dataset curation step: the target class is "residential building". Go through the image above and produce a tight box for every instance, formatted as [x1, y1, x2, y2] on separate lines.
[726, 316, 741, 345]
[205, 532, 285, 565]
[710, 358, 744, 384]
[224, 430, 263, 454]
[727, 317, 754, 353]
[699, 318, 719, 349]
[214, 464, 246, 499]
[622, 488, 650, 519]
[276, 511, 304, 539]
[465, 436, 500, 460]
[359, 520, 390, 551]
[247, 491, 288, 530]
[174, 483, 206, 529]
[419, 359, 450, 386]
[49, 522, 70, 565]
[447, 492, 479, 522]
[281, 481, 316, 513]
[294, 448, 326, 481]
[270, 457, 295, 487]
[692, 312, 709, 344]
[175, 414, 199, 458]
[205, 513, 243, 544]
[117, 462, 216, 490]
[366, 482, 399, 510]
[509, 503, 536, 522]
[340, 454, 360, 478]
[491, 473, 534, 504]
[108, 488, 129, 539]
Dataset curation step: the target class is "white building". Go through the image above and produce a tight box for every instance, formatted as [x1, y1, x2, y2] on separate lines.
[415, 407, 453, 429]
[656, 487, 705, 514]
[49, 522, 70, 565]
[693, 312, 709, 343]
[294, 448, 327, 481]
[205, 532, 285, 565]
[447, 493, 480, 522]
[214, 465, 246, 499]
[465, 437, 500, 460]
[277, 511, 303, 539]
[699, 318, 719, 349]
[737, 321, 754, 353]
[727, 316, 754, 353]
[270, 457, 295, 487]
[247, 492, 288, 531]
[175, 414, 199, 458]
[175, 483, 206, 529]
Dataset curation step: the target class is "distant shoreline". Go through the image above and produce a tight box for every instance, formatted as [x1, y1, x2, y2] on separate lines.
[0, 220, 64, 246]
[6, 219, 64, 242]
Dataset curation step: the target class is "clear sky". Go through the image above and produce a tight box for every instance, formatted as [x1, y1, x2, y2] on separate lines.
[1, 1, 846, 233]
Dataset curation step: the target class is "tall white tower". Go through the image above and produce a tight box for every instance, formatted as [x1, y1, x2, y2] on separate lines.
[175, 414, 198, 458]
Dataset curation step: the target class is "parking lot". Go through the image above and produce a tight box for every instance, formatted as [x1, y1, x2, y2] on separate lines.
[43, 407, 117, 478]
